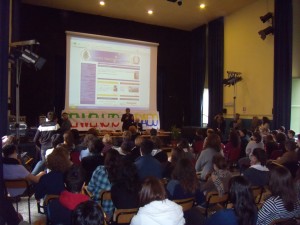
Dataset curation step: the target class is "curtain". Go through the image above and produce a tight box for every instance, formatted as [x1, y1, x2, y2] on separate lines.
[273, 0, 293, 130]
[0, 0, 10, 199]
[189, 25, 207, 126]
[208, 18, 224, 127]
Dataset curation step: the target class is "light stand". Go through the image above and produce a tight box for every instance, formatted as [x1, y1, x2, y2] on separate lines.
[223, 71, 242, 118]
[10, 40, 46, 143]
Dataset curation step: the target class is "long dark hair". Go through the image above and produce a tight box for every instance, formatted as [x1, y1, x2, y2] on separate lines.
[228, 131, 241, 148]
[269, 165, 296, 211]
[229, 176, 257, 225]
[104, 149, 121, 183]
[171, 158, 199, 194]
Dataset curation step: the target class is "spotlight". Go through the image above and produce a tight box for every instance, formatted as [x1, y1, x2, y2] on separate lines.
[177, 0, 182, 6]
[258, 26, 274, 40]
[260, 12, 273, 23]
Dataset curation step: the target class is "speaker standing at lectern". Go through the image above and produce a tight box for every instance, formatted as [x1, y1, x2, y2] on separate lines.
[121, 108, 134, 131]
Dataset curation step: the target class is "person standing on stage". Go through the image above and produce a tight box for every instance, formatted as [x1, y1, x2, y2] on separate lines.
[121, 108, 134, 131]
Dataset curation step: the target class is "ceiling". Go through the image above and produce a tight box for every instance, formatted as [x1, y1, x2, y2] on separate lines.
[22, 0, 258, 31]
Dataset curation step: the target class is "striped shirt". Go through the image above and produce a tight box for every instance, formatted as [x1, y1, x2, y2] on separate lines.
[257, 196, 300, 225]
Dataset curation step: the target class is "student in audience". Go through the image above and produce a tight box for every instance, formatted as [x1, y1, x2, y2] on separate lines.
[202, 154, 232, 196]
[47, 160, 87, 225]
[79, 134, 96, 161]
[167, 158, 205, 205]
[273, 140, 298, 165]
[102, 133, 114, 155]
[81, 137, 105, 183]
[88, 149, 121, 219]
[205, 176, 257, 225]
[287, 130, 296, 141]
[134, 139, 162, 180]
[72, 201, 105, 225]
[130, 176, 185, 225]
[242, 148, 269, 187]
[111, 160, 141, 209]
[129, 125, 140, 141]
[131, 135, 144, 162]
[192, 129, 204, 160]
[276, 132, 287, 152]
[0, 198, 23, 225]
[239, 132, 264, 172]
[223, 131, 241, 165]
[257, 165, 300, 225]
[238, 129, 250, 158]
[195, 133, 222, 180]
[35, 147, 71, 200]
[264, 134, 278, 159]
[2, 144, 45, 197]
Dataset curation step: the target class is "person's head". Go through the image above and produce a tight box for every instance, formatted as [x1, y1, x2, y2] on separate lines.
[140, 139, 154, 156]
[206, 128, 215, 136]
[61, 112, 69, 120]
[134, 135, 144, 147]
[83, 134, 96, 148]
[46, 147, 71, 172]
[228, 176, 257, 225]
[234, 113, 240, 120]
[150, 128, 157, 136]
[212, 154, 227, 171]
[285, 140, 297, 152]
[51, 146, 72, 162]
[122, 130, 132, 142]
[71, 129, 80, 145]
[278, 126, 286, 133]
[63, 130, 75, 146]
[269, 165, 296, 211]
[150, 136, 162, 149]
[72, 201, 105, 225]
[287, 130, 295, 139]
[88, 137, 104, 154]
[65, 165, 84, 193]
[276, 132, 287, 145]
[262, 116, 270, 124]
[125, 108, 130, 114]
[2, 144, 17, 158]
[120, 141, 132, 154]
[238, 129, 248, 138]
[47, 111, 54, 121]
[265, 134, 275, 143]
[172, 158, 199, 193]
[170, 146, 186, 165]
[204, 133, 221, 152]
[86, 128, 99, 137]
[250, 148, 267, 166]
[102, 134, 112, 145]
[139, 176, 166, 207]
[128, 125, 137, 135]
[251, 132, 262, 143]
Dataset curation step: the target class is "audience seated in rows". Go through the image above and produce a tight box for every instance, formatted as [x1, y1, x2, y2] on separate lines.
[72, 201, 105, 225]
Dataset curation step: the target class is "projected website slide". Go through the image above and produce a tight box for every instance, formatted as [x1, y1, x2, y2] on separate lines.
[68, 37, 151, 110]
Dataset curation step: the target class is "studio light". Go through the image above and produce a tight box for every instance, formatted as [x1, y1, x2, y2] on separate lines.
[260, 12, 273, 23]
[258, 26, 274, 40]
[10, 47, 46, 70]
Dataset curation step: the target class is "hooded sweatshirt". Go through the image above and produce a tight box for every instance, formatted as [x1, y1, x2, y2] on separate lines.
[130, 199, 185, 225]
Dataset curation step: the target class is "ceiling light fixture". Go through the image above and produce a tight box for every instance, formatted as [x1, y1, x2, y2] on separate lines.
[200, 3, 206, 9]
[167, 0, 183, 6]
[148, 10, 153, 15]
[99, 1, 105, 6]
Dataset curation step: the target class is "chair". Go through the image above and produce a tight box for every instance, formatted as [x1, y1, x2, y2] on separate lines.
[200, 191, 228, 217]
[251, 186, 264, 205]
[173, 197, 195, 211]
[4, 179, 33, 224]
[81, 183, 94, 199]
[113, 208, 138, 224]
[36, 194, 60, 225]
[99, 190, 112, 207]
